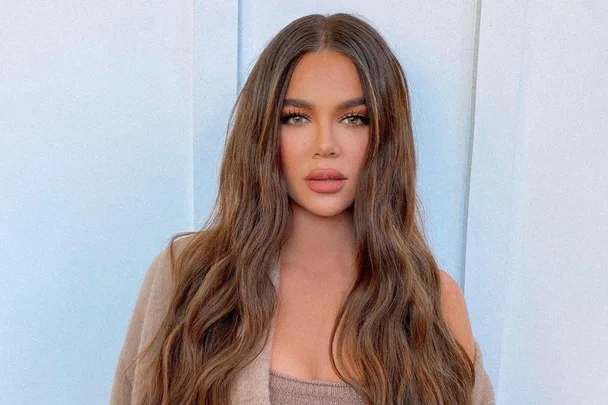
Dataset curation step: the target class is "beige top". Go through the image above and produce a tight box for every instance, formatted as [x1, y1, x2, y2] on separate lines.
[110, 235, 496, 404]
[269, 369, 366, 405]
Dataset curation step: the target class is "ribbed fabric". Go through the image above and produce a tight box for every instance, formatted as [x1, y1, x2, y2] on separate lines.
[269, 369, 366, 405]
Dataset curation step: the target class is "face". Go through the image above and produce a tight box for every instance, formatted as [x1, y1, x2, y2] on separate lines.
[279, 51, 370, 218]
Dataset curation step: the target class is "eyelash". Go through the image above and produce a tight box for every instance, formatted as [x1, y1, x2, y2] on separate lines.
[279, 109, 370, 126]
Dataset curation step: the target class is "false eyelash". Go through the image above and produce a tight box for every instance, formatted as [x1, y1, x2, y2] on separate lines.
[279, 109, 311, 123]
[341, 110, 370, 125]
[279, 109, 370, 125]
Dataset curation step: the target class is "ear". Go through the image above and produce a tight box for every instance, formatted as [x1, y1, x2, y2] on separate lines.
[438, 270, 476, 363]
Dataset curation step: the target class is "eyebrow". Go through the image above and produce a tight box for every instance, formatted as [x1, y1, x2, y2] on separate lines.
[281, 97, 366, 110]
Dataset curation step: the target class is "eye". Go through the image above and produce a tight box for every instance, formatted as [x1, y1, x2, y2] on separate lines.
[279, 110, 370, 126]
[341, 112, 370, 126]
[280, 112, 310, 125]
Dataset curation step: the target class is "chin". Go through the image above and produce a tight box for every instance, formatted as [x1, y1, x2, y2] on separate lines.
[290, 196, 354, 218]
[309, 207, 348, 218]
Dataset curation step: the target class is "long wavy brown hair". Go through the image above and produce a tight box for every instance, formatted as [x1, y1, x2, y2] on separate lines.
[122, 12, 475, 405]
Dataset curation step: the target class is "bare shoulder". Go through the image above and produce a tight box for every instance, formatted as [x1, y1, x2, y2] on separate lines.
[438, 270, 476, 363]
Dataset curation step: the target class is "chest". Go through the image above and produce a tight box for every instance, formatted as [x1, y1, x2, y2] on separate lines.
[269, 265, 354, 382]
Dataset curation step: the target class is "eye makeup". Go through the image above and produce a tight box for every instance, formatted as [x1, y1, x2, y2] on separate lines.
[279, 109, 370, 126]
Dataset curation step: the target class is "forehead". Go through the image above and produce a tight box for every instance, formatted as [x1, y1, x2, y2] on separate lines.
[283, 51, 364, 105]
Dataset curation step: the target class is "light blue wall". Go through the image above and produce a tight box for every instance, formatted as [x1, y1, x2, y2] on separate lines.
[467, 1, 608, 403]
[1, 1, 606, 404]
[0, 1, 193, 403]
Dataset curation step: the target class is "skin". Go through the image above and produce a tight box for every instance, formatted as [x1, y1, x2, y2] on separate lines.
[270, 50, 475, 383]
[278, 50, 368, 281]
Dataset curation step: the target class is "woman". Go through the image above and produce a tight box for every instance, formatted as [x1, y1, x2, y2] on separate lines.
[110, 12, 495, 405]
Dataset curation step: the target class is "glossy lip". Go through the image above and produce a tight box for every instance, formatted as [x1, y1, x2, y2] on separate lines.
[305, 178, 346, 193]
[305, 168, 347, 180]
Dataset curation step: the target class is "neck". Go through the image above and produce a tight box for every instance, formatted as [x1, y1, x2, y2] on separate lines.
[280, 202, 357, 279]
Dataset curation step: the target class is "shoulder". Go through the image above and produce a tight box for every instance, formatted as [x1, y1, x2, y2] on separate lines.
[153, 233, 196, 289]
[111, 233, 196, 395]
[438, 270, 476, 363]
[135, 233, 196, 326]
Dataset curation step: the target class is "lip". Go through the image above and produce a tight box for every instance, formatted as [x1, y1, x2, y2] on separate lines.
[305, 178, 346, 193]
[305, 168, 347, 180]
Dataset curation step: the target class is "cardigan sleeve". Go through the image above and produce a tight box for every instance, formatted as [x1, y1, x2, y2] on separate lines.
[109, 246, 170, 405]
[472, 340, 496, 405]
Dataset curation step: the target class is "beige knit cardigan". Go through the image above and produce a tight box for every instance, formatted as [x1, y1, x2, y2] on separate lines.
[110, 237, 496, 404]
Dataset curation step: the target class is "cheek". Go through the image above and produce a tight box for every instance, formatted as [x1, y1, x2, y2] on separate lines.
[279, 139, 296, 178]
[350, 136, 370, 168]
[359, 137, 369, 157]
[279, 136, 305, 171]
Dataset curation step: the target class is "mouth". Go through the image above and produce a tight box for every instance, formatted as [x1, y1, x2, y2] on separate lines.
[305, 168, 347, 181]
[305, 178, 346, 193]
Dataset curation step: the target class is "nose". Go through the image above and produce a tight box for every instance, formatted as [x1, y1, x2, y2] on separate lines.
[313, 120, 340, 158]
